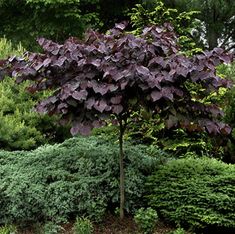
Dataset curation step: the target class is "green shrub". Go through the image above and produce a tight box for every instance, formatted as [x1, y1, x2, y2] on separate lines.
[167, 227, 186, 234]
[0, 76, 70, 151]
[146, 157, 235, 231]
[0, 136, 168, 224]
[0, 38, 70, 151]
[0, 225, 16, 234]
[73, 217, 93, 234]
[0, 37, 24, 59]
[134, 207, 158, 234]
[43, 222, 63, 234]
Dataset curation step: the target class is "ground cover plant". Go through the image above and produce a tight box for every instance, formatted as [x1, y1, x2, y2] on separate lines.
[0, 136, 165, 225]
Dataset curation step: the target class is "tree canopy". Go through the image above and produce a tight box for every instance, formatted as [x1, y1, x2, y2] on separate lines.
[0, 23, 233, 136]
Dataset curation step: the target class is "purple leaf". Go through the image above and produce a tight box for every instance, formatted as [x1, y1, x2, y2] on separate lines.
[37, 38, 46, 47]
[92, 120, 104, 128]
[85, 97, 95, 109]
[43, 58, 52, 67]
[220, 125, 231, 135]
[54, 56, 67, 66]
[112, 72, 123, 81]
[136, 65, 150, 76]
[206, 122, 219, 134]
[162, 87, 173, 101]
[70, 125, 79, 136]
[79, 124, 92, 136]
[110, 96, 122, 104]
[92, 83, 109, 95]
[94, 99, 108, 113]
[113, 105, 123, 114]
[90, 59, 101, 67]
[120, 81, 128, 90]
[34, 63, 43, 71]
[109, 84, 119, 92]
[115, 22, 128, 31]
[151, 91, 162, 101]
[72, 90, 88, 100]
[71, 122, 92, 136]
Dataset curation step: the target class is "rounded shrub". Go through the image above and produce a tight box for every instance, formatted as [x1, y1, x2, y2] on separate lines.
[134, 207, 158, 234]
[73, 217, 94, 234]
[146, 157, 235, 231]
[0, 136, 168, 224]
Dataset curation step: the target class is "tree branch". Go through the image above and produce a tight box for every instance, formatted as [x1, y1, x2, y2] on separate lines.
[219, 29, 235, 48]
[225, 44, 235, 53]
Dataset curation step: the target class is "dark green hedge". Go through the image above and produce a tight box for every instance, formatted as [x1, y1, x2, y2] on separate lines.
[146, 157, 235, 231]
[0, 136, 167, 224]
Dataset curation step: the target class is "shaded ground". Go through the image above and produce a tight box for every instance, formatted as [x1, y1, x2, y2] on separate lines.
[17, 214, 175, 234]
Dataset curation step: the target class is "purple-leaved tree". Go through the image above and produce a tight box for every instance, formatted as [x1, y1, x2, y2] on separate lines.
[0, 22, 233, 219]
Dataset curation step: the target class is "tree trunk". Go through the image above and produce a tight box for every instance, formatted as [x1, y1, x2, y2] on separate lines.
[119, 120, 125, 220]
[206, 3, 219, 50]
[207, 26, 218, 50]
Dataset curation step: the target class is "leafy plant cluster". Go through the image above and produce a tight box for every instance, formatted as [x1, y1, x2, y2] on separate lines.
[134, 207, 158, 234]
[129, 0, 203, 55]
[0, 225, 16, 234]
[73, 217, 94, 234]
[0, 0, 140, 50]
[0, 0, 98, 50]
[125, 113, 220, 158]
[0, 136, 166, 224]
[146, 157, 235, 231]
[0, 76, 70, 150]
[0, 38, 24, 59]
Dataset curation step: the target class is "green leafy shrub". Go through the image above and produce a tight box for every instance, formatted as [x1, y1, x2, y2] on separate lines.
[129, 0, 202, 55]
[168, 227, 186, 234]
[0, 76, 70, 151]
[73, 217, 93, 234]
[146, 157, 235, 231]
[134, 207, 158, 234]
[0, 136, 168, 224]
[0, 0, 136, 50]
[0, 37, 24, 59]
[0, 225, 16, 234]
[43, 222, 63, 234]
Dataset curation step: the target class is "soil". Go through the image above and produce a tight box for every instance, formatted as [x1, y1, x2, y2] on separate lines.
[16, 214, 175, 234]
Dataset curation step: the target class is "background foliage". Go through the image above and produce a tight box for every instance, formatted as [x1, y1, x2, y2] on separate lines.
[0, 38, 70, 150]
[129, 0, 202, 55]
[0, 0, 142, 50]
[163, 0, 235, 51]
